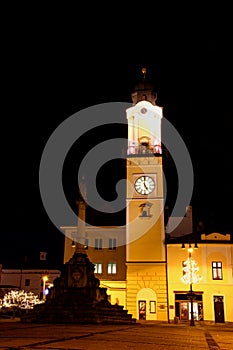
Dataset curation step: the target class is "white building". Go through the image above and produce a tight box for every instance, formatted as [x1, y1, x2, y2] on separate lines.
[0, 266, 60, 299]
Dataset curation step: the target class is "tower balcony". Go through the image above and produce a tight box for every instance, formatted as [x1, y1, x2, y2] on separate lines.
[127, 144, 162, 157]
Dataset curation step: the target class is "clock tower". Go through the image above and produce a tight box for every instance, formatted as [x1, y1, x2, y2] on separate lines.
[126, 68, 167, 321]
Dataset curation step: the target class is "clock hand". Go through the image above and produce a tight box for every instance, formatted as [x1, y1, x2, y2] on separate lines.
[143, 178, 149, 190]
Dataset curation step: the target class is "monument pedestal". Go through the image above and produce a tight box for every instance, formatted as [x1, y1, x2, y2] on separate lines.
[21, 251, 136, 324]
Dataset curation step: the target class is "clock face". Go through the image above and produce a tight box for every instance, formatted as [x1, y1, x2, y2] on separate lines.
[134, 176, 155, 195]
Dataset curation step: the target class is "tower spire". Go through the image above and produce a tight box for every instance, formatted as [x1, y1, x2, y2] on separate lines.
[142, 67, 147, 80]
[131, 67, 157, 105]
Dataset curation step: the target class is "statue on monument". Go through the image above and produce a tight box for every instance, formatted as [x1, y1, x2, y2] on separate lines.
[49, 250, 107, 303]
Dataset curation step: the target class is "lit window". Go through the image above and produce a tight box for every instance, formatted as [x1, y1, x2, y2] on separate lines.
[94, 239, 102, 250]
[108, 263, 117, 274]
[212, 261, 223, 280]
[109, 238, 116, 250]
[94, 263, 102, 274]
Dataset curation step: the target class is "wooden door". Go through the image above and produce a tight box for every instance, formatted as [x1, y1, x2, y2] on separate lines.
[214, 296, 225, 323]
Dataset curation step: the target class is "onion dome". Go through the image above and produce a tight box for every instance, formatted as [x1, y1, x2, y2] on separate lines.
[131, 67, 157, 105]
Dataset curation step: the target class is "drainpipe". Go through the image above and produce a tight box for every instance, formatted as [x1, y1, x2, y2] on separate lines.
[165, 235, 170, 323]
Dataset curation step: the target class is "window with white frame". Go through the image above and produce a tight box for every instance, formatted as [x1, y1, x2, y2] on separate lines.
[109, 238, 116, 250]
[108, 262, 117, 274]
[94, 263, 102, 274]
[212, 261, 223, 280]
[94, 238, 102, 250]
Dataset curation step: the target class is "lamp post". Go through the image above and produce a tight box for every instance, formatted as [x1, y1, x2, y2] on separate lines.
[181, 243, 201, 326]
[187, 244, 195, 326]
[42, 275, 48, 300]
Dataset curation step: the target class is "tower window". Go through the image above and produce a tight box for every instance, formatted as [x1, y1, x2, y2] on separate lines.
[139, 202, 152, 218]
[109, 238, 116, 250]
[212, 261, 223, 280]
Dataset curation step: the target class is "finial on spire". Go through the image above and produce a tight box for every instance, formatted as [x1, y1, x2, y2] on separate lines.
[142, 67, 147, 79]
[79, 175, 87, 201]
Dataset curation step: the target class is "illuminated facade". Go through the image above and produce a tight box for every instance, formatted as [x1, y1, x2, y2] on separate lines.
[125, 72, 167, 321]
[62, 198, 127, 307]
[62, 70, 233, 323]
[166, 232, 233, 323]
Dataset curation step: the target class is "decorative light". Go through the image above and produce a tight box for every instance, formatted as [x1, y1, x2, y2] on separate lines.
[0, 290, 44, 310]
[181, 257, 202, 285]
[42, 275, 48, 300]
[180, 243, 202, 327]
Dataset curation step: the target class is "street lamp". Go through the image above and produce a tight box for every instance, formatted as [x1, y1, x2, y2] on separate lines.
[42, 275, 48, 300]
[181, 243, 201, 326]
[188, 244, 195, 326]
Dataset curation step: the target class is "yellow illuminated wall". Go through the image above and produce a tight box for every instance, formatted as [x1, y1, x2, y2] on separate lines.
[125, 99, 167, 320]
[167, 239, 233, 323]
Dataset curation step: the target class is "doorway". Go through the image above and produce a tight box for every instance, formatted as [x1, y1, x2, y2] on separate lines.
[175, 292, 203, 321]
[180, 302, 188, 320]
[179, 302, 199, 321]
[138, 300, 146, 320]
[137, 288, 157, 321]
[214, 296, 225, 323]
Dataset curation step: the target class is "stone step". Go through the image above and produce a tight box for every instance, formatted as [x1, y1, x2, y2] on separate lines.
[20, 252, 137, 324]
[21, 302, 136, 324]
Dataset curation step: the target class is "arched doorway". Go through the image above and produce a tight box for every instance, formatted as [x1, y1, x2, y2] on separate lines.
[137, 288, 157, 321]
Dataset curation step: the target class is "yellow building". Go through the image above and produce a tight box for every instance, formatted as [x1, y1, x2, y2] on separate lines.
[62, 197, 127, 307]
[62, 69, 233, 323]
[166, 232, 233, 324]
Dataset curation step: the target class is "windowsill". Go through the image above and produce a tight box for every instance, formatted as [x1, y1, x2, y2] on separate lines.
[139, 215, 152, 220]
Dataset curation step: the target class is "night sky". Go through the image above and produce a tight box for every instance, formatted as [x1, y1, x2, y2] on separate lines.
[1, 6, 232, 268]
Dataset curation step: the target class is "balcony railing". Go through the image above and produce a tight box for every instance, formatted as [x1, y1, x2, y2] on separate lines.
[127, 145, 162, 157]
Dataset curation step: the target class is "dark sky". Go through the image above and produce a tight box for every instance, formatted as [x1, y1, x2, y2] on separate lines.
[1, 6, 233, 268]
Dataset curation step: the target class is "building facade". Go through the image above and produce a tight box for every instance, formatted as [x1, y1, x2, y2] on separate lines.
[166, 232, 233, 323]
[62, 69, 233, 323]
[0, 267, 60, 299]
